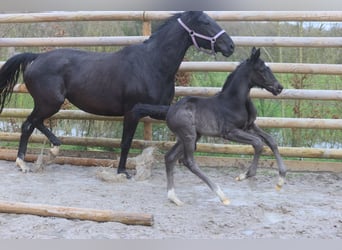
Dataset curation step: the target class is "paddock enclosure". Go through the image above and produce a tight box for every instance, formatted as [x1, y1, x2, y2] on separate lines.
[1, 11, 342, 172]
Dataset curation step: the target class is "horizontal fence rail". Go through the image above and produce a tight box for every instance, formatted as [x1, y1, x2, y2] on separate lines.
[1, 108, 342, 130]
[9, 84, 342, 101]
[1, 133, 342, 160]
[178, 62, 342, 75]
[1, 62, 342, 75]
[176, 87, 342, 100]
[0, 133, 342, 159]
[1, 11, 342, 23]
[2, 36, 342, 48]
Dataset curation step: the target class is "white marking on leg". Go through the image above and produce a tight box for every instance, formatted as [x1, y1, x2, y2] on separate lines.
[215, 186, 230, 205]
[50, 146, 60, 157]
[275, 176, 285, 191]
[15, 157, 31, 173]
[167, 189, 184, 206]
[235, 172, 247, 181]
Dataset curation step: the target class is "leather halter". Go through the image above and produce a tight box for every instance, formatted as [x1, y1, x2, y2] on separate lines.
[177, 17, 226, 56]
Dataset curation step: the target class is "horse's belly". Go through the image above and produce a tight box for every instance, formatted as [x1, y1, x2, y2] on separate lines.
[67, 97, 124, 116]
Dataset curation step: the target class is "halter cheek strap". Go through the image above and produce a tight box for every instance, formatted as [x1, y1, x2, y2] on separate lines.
[177, 17, 226, 56]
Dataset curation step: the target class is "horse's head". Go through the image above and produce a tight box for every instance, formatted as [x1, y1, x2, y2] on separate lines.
[247, 47, 283, 96]
[178, 11, 234, 57]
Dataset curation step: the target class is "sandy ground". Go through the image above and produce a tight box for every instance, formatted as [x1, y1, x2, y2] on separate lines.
[0, 157, 341, 239]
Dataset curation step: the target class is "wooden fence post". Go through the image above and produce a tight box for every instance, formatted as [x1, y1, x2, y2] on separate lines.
[142, 18, 153, 141]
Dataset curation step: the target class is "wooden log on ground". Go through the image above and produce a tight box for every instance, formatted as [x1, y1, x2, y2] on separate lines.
[0, 200, 154, 226]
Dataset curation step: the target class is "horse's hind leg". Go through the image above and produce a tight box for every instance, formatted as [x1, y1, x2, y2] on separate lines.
[35, 121, 61, 155]
[16, 95, 63, 172]
[165, 140, 185, 206]
[34, 120, 61, 169]
[181, 133, 229, 205]
[16, 115, 62, 172]
[16, 118, 35, 172]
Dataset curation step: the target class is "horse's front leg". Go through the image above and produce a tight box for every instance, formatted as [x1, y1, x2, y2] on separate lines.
[249, 124, 287, 190]
[118, 104, 169, 178]
[118, 113, 139, 179]
[223, 128, 264, 181]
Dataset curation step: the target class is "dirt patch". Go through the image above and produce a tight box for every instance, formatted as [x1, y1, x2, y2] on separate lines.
[0, 159, 341, 239]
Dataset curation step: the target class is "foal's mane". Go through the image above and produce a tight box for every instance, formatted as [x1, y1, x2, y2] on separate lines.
[220, 60, 246, 92]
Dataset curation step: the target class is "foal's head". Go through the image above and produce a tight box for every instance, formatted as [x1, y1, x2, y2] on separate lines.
[178, 11, 235, 57]
[247, 47, 283, 96]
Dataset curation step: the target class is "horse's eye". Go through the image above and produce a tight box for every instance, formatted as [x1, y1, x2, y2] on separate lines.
[258, 67, 266, 73]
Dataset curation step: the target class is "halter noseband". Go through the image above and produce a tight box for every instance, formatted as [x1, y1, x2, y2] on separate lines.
[177, 17, 226, 56]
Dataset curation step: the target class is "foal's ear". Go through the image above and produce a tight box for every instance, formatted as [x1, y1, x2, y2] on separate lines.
[250, 47, 261, 62]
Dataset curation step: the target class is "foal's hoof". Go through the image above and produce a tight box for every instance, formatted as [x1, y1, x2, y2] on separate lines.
[275, 177, 285, 191]
[235, 173, 247, 181]
[222, 198, 230, 206]
[167, 189, 184, 206]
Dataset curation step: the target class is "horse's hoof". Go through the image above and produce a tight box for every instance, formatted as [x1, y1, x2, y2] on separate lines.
[117, 170, 132, 179]
[49, 146, 60, 157]
[15, 158, 32, 173]
[235, 173, 247, 181]
[215, 186, 230, 205]
[222, 198, 230, 205]
[167, 189, 184, 206]
[275, 177, 285, 191]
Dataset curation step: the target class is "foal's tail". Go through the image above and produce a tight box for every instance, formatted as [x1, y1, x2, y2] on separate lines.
[0, 52, 39, 113]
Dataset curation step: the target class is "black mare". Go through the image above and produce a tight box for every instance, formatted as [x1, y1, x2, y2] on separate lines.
[165, 47, 287, 206]
[0, 11, 234, 176]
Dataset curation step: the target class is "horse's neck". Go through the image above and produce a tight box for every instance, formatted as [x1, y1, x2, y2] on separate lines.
[145, 24, 191, 76]
[220, 70, 251, 103]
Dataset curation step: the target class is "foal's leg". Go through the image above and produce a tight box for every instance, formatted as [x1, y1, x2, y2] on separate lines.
[223, 128, 264, 181]
[164, 140, 185, 206]
[249, 124, 287, 189]
[181, 132, 230, 205]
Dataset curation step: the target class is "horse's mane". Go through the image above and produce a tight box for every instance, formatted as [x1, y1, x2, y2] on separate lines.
[144, 12, 182, 43]
[220, 60, 246, 92]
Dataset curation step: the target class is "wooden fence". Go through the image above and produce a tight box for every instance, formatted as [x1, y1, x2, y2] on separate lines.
[1, 11, 342, 172]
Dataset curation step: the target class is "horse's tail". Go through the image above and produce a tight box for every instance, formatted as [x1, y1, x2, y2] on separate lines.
[0, 52, 39, 113]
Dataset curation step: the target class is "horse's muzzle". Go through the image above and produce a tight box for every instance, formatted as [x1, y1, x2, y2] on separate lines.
[221, 43, 235, 57]
[272, 82, 283, 96]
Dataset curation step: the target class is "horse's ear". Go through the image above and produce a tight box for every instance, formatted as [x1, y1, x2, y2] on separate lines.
[187, 11, 204, 18]
[250, 47, 261, 62]
[183, 11, 203, 22]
